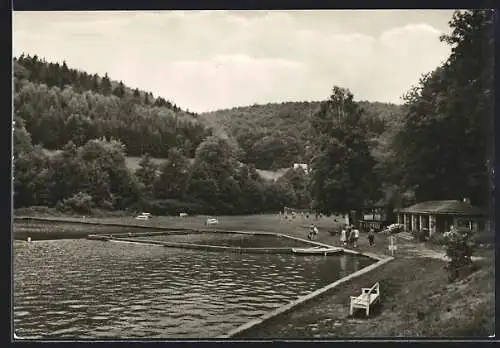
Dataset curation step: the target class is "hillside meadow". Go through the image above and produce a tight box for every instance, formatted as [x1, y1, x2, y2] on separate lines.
[42, 149, 289, 182]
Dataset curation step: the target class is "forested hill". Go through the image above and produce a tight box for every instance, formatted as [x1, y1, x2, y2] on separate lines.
[14, 54, 404, 171]
[13, 54, 211, 158]
[200, 100, 404, 170]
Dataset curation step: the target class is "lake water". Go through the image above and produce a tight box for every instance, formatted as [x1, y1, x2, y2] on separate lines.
[13, 238, 374, 339]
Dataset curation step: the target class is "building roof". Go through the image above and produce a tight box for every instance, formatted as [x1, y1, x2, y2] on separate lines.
[395, 200, 486, 216]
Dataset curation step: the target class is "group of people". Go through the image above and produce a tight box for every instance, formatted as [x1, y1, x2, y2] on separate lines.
[340, 225, 359, 247]
[339, 225, 376, 247]
[304, 223, 377, 247]
[307, 224, 319, 240]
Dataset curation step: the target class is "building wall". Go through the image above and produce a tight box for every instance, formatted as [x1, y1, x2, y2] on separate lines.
[397, 212, 486, 234]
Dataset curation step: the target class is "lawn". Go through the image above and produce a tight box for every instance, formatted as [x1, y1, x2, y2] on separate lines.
[14, 211, 346, 241]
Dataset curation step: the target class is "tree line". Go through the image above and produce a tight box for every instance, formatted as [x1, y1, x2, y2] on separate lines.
[14, 113, 310, 214]
[14, 54, 190, 112]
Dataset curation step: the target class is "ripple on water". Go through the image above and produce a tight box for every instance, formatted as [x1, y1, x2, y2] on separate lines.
[14, 238, 374, 338]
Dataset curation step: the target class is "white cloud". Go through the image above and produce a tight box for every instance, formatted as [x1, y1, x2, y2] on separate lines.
[13, 10, 454, 112]
[145, 54, 308, 112]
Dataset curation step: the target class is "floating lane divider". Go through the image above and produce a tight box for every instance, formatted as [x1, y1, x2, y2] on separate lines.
[101, 236, 311, 255]
[87, 231, 372, 258]
[89, 234, 346, 255]
[277, 233, 340, 249]
[218, 255, 394, 339]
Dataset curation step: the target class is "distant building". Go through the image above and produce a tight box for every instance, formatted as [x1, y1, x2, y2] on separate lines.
[293, 163, 309, 174]
[394, 199, 488, 235]
[359, 203, 392, 232]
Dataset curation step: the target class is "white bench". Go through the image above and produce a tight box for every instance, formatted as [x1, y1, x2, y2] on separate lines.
[349, 282, 380, 317]
[206, 218, 219, 225]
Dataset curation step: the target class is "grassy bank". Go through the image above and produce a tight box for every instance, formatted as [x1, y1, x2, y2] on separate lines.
[13, 220, 160, 240]
[235, 254, 494, 338]
[14, 211, 346, 241]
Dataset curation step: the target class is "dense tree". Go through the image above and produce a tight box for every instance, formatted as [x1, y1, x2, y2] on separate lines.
[91, 74, 100, 92]
[135, 153, 159, 198]
[274, 177, 298, 210]
[49, 141, 87, 204]
[308, 86, 379, 224]
[14, 145, 53, 207]
[13, 78, 210, 158]
[281, 166, 310, 209]
[154, 148, 190, 199]
[112, 81, 126, 98]
[76, 138, 141, 208]
[235, 164, 266, 213]
[185, 160, 220, 205]
[13, 115, 32, 157]
[100, 73, 112, 96]
[394, 9, 493, 207]
[194, 136, 240, 181]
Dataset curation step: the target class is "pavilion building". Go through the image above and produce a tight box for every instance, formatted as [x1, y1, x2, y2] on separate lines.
[394, 199, 489, 236]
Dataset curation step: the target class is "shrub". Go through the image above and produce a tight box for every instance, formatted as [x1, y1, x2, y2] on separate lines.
[428, 233, 447, 245]
[58, 192, 93, 214]
[444, 227, 476, 282]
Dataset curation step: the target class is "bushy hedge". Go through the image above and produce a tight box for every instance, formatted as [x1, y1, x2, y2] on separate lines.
[56, 192, 93, 214]
[444, 228, 476, 282]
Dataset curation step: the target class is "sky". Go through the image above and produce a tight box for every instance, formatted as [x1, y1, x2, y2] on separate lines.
[13, 10, 456, 113]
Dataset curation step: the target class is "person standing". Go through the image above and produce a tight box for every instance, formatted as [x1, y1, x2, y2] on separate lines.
[368, 228, 375, 246]
[348, 226, 354, 246]
[340, 226, 347, 246]
[312, 224, 319, 240]
[307, 224, 315, 240]
[353, 227, 360, 247]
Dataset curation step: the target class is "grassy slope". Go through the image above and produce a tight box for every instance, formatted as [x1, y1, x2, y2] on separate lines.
[42, 149, 288, 181]
[237, 255, 494, 338]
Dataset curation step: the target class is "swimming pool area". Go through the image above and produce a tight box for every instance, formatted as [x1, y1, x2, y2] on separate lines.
[13, 234, 374, 339]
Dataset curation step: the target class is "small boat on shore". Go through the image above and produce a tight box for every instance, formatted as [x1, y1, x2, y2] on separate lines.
[292, 246, 342, 255]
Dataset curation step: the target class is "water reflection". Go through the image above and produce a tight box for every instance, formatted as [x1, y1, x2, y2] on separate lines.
[14, 239, 373, 339]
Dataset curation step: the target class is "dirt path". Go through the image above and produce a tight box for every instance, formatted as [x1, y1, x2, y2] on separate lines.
[393, 241, 484, 261]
